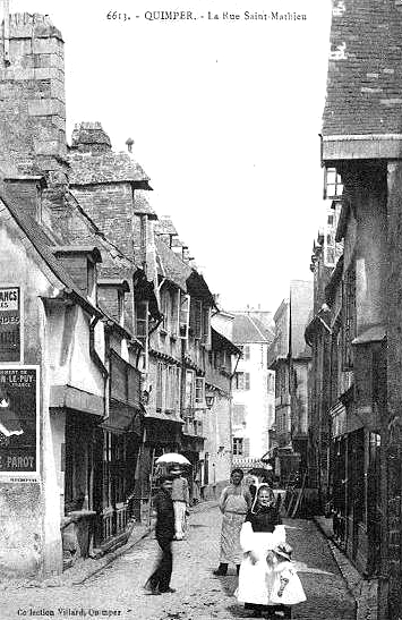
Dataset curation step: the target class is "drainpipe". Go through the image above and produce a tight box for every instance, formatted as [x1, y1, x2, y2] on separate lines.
[229, 351, 242, 472]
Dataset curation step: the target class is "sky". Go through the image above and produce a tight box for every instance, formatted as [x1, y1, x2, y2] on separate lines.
[10, 0, 333, 313]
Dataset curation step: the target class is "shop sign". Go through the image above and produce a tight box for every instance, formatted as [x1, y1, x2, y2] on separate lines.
[0, 286, 21, 362]
[0, 366, 39, 476]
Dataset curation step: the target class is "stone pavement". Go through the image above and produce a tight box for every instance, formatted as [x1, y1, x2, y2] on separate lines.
[314, 517, 378, 620]
[1, 504, 356, 620]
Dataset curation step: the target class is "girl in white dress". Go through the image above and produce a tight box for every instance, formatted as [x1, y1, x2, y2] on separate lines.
[268, 543, 306, 619]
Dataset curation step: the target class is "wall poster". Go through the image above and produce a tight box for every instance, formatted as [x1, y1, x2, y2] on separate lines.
[0, 286, 22, 363]
[0, 366, 39, 478]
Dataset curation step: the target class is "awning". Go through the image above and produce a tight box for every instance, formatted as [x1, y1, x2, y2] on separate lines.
[101, 400, 143, 435]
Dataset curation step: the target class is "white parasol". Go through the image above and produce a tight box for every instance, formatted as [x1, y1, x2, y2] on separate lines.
[155, 453, 191, 466]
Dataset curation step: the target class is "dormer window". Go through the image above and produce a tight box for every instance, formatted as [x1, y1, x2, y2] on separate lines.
[52, 246, 102, 303]
[98, 279, 130, 326]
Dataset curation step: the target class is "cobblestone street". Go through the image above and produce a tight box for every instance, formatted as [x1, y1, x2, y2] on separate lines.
[1, 504, 355, 620]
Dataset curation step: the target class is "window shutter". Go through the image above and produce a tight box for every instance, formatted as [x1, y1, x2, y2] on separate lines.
[243, 438, 250, 457]
[245, 373, 250, 390]
[190, 299, 202, 339]
[156, 362, 163, 411]
[175, 366, 181, 411]
[202, 306, 211, 346]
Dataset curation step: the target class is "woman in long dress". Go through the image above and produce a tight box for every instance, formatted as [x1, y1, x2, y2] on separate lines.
[214, 468, 252, 576]
[237, 484, 286, 617]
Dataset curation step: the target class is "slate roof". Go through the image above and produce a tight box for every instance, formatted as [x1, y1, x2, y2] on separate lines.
[290, 280, 313, 359]
[155, 237, 192, 291]
[232, 314, 274, 344]
[68, 151, 151, 186]
[211, 328, 241, 355]
[323, 0, 402, 138]
[0, 184, 102, 317]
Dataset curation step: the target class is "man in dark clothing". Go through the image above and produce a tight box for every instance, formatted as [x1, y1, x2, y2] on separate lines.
[144, 475, 176, 595]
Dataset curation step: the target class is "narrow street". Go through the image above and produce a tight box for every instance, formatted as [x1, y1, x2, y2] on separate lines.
[2, 504, 355, 620]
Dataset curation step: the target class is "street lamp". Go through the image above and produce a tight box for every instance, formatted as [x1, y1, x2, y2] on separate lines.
[205, 393, 215, 409]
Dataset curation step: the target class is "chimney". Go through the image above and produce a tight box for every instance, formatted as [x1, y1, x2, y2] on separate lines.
[125, 137, 134, 153]
[0, 13, 68, 184]
[71, 122, 112, 154]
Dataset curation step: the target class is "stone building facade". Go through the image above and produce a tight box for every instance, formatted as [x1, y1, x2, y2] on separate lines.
[317, 1, 402, 618]
[229, 312, 275, 463]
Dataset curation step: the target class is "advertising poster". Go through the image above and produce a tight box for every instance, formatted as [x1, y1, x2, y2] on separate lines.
[0, 366, 38, 475]
[0, 286, 21, 362]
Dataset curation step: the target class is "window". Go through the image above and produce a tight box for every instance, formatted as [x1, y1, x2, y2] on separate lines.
[244, 345, 250, 360]
[233, 404, 246, 426]
[135, 300, 149, 349]
[185, 369, 195, 409]
[324, 167, 343, 199]
[179, 293, 190, 339]
[195, 376, 205, 406]
[234, 372, 250, 390]
[267, 372, 275, 393]
[214, 351, 221, 369]
[233, 438, 244, 456]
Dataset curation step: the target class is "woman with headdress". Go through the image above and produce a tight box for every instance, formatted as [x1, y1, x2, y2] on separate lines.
[236, 483, 286, 618]
[213, 468, 253, 576]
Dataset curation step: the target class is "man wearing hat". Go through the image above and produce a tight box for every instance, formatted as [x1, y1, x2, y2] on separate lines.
[170, 465, 190, 540]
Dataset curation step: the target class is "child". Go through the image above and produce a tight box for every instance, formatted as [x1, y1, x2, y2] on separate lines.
[237, 484, 286, 617]
[268, 543, 306, 618]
